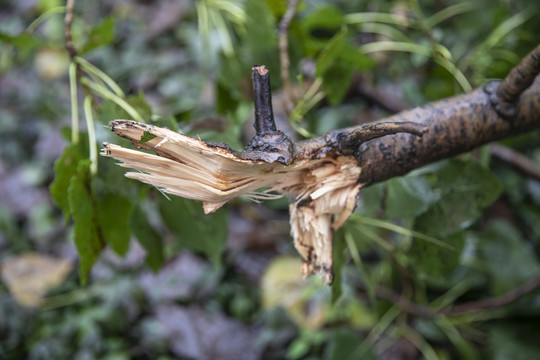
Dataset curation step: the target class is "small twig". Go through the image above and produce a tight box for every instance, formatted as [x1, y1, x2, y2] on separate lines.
[244, 66, 294, 165]
[487, 42, 540, 119]
[64, 0, 77, 58]
[278, 0, 299, 113]
[339, 121, 428, 155]
[252, 65, 277, 134]
[490, 143, 540, 182]
[360, 274, 540, 318]
[445, 274, 540, 315]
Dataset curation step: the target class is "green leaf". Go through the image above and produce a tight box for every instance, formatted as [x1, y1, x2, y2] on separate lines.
[415, 159, 503, 237]
[127, 91, 153, 121]
[321, 62, 354, 104]
[97, 194, 132, 256]
[385, 176, 438, 219]
[316, 27, 348, 77]
[68, 160, 104, 284]
[79, 16, 116, 54]
[409, 231, 465, 287]
[159, 197, 228, 268]
[479, 220, 540, 295]
[327, 327, 377, 360]
[316, 27, 374, 104]
[0, 32, 42, 56]
[301, 5, 344, 39]
[138, 131, 156, 144]
[130, 207, 164, 271]
[50, 143, 83, 222]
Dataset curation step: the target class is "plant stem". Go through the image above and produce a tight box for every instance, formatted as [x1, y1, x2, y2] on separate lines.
[69, 62, 79, 144]
[84, 95, 98, 175]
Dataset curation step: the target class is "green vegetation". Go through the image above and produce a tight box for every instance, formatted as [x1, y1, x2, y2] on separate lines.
[1, 0, 539, 359]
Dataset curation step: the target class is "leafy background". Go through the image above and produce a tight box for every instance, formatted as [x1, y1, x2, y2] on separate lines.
[1, 0, 540, 359]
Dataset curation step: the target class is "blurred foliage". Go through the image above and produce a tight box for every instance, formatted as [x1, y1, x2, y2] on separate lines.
[1, 0, 540, 359]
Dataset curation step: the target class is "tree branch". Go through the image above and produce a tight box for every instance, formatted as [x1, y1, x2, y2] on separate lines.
[361, 274, 540, 318]
[490, 143, 540, 182]
[491, 43, 540, 118]
[297, 72, 540, 185]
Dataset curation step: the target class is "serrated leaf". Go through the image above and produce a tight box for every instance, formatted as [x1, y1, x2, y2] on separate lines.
[50, 143, 83, 222]
[68, 160, 104, 284]
[159, 197, 227, 269]
[130, 207, 164, 271]
[415, 159, 503, 237]
[79, 16, 115, 54]
[97, 194, 132, 256]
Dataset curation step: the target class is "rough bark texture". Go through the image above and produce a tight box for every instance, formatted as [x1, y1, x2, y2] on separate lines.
[297, 76, 540, 186]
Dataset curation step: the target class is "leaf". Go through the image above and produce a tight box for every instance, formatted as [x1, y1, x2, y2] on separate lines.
[0, 253, 72, 307]
[79, 16, 116, 54]
[385, 176, 438, 219]
[327, 327, 377, 360]
[127, 91, 153, 121]
[139, 131, 156, 144]
[159, 197, 228, 269]
[68, 160, 104, 284]
[130, 207, 164, 271]
[0, 32, 42, 56]
[301, 5, 344, 40]
[97, 194, 132, 256]
[316, 27, 375, 104]
[415, 159, 503, 237]
[316, 27, 348, 77]
[408, 231, 465, 286]
[479, 220, 540, 295]
[50, 143, 83, 222]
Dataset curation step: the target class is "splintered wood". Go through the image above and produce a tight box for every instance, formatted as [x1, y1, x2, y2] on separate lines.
[102, 120, 362, 284]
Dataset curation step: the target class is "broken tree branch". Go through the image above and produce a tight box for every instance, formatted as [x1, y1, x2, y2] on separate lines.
[103, 44, 540, 284]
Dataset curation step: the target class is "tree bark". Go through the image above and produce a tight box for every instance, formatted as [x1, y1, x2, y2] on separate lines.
[297, 44, 540, 186]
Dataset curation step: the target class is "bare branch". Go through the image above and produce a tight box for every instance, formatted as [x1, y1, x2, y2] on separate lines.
[490, 143, 540, 182]
[445, 274, 540, 315]
[361, 274, 540, 318]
